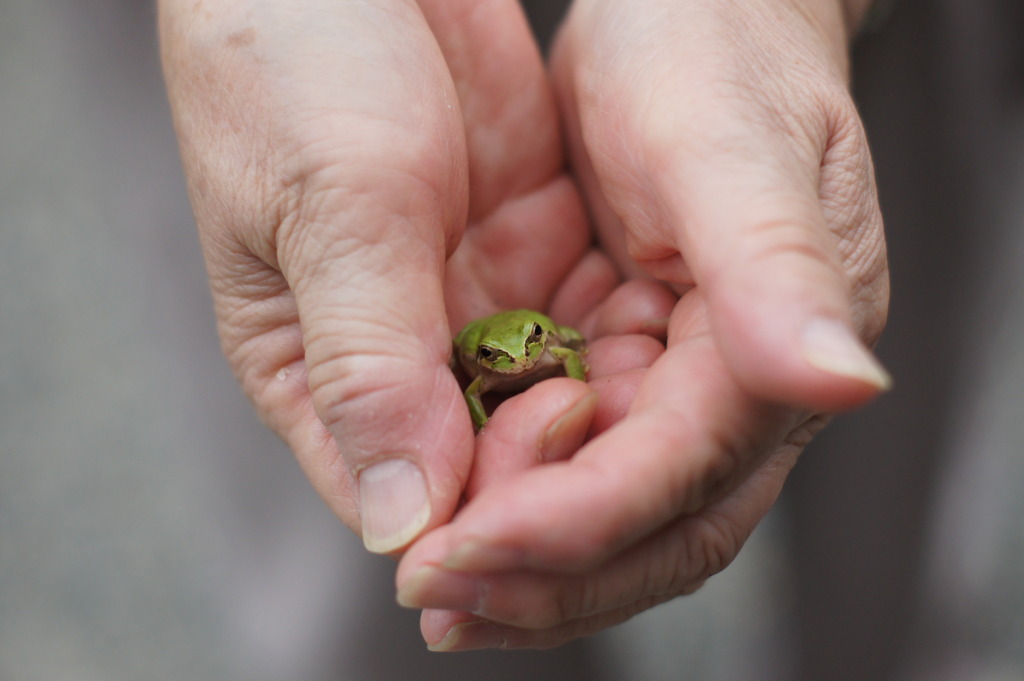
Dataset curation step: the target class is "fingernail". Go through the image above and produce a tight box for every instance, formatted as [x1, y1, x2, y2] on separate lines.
[639, 317, 670, 339]
[800, 318, 892, 391]
[539, 392, 598, 463]
[428, 620, 506, 652]
[396, 565, 483, 612]
[359, 459, 431, 554]
[443, 538, 526, 572]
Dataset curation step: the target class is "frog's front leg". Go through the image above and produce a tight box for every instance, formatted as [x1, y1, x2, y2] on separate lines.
[463, 375, 489, 431]
[550, 346, 588, 381]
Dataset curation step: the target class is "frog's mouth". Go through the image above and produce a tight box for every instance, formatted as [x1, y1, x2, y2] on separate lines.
[480, 337, 546, 374]
[487, 351, 537, 373]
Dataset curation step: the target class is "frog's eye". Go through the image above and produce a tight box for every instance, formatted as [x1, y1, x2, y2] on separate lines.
[530, 323, 543, 339]
[478, 347, 494, 361]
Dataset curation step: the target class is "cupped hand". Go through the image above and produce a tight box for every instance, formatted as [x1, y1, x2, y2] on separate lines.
[395, 0, 891, 649]
[159, 0, 663, 555]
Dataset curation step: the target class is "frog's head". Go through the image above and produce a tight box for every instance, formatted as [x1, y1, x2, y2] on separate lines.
[477, 320, 547, 374]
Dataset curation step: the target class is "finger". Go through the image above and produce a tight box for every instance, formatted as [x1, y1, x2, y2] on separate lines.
[653, 119, 891, 411]
[547, 250, 620, 328]
[583, 280, 677, 340]
[419, 595, 675, 651]
[419, 0, 594, 319]
[397, 311, 801, 574]
[417, 0, 559, 220]
[584, 335, 665, 380]
[398, 443, 801, 631]
[583, 336, 663, 436]
[444, 176, 591, 322]
[164, 1, 476, 554]
[405, 438, 810, 653]
[278, 20, 470, 554]
[466, 378, 597, 498]
[465, 334, 663, 497]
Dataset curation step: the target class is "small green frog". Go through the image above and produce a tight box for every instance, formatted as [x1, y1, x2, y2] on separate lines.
[452, 309, 588, 430]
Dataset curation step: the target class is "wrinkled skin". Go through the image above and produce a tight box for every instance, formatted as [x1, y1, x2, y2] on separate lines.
[160, 0, 888, 652]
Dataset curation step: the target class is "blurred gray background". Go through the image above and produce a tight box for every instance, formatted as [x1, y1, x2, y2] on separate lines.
[2, 1, 1023, 680]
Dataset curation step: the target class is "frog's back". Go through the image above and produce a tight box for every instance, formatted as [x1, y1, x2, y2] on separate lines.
[453, 315, 486, 349]
[455, 309, 556, 343]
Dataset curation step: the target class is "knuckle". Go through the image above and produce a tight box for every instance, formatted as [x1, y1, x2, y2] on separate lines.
[742, 216, 835, 267]
[784, 413, 832, 451]
[485, 577, 573, 631]
[303, 323, 422, 436]
[550, 578, 595, 628]
[649, 540, 694, 597]
[308, 357, 404, 431]
[672, 419, 747, 516]
[682, 512, 744, 583]
[701, 202, 845, 299]
[521, 580, 584, 631]
[642, 521, 723, 598]
[511, 594, 678, 650]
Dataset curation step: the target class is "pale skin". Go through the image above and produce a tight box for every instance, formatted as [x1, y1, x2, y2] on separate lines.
[159, 0, 888, 652]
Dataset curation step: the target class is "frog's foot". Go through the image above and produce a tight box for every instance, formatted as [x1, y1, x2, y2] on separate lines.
[550, 346, 588, 382]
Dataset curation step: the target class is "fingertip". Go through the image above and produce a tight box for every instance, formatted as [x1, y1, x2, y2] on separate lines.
[539, 390, 599, 463]
[330, 366, 475, 555]
[586, 367, 646, 436]
[585, 334, 665, 379]
[587, 279, 677, 338]
[422, 611, 504, 652]
[359, 458, 432, 554]
[799, 317, 892, 394]
[395, 524, 456, 586]
[699, 233, 889, 412]
[583, 335, 664, 435]
[468, 379, 594, 497]
[714, 305, 890, 412]
[548, 250, 621, 327]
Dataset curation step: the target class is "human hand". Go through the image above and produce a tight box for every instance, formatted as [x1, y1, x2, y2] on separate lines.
[158, 0, 666, 554]
[394, 0, 890, 649]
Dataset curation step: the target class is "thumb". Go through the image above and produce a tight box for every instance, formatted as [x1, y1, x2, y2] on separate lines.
[654, 107, 891, 411]
[287, 201, 473, 554]
[273, 60, 472, 553]
[573, 88, 890, 410]
[216, 155, 473, 556]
